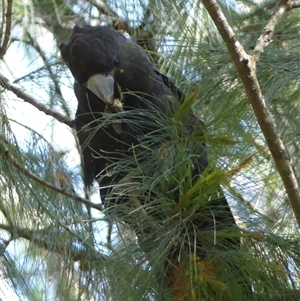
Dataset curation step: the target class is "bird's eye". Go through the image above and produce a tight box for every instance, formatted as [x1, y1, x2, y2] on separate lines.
[113, 57, 119, 66]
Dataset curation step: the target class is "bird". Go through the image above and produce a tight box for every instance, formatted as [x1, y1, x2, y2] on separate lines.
[59, 25, 248, 299]
[59, 24, 232, 210]
[60, 26, 126, 201]
[59, 25, 185, 198]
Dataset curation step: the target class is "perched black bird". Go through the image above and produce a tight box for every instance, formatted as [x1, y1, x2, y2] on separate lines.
[60, 26, 124, 200]
[59, 24, 237, 229]
[59, 25, 184, 194]
[60, 26, 180, 149]
[60, 25, 248, 298]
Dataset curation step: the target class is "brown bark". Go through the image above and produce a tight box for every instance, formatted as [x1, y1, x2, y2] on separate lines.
[202, 0, 300, 227]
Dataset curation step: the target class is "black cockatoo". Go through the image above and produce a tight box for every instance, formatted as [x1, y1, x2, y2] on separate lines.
[59, 24, 235, 223]
[60, 26, 181, 152]
[60, 25, 247, 298]
[60, 26, 189, 200]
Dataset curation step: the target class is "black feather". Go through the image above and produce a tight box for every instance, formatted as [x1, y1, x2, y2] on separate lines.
[60, 25, 239, 242]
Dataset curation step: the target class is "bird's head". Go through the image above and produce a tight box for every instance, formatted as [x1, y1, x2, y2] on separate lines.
[59, 25, 123, 105]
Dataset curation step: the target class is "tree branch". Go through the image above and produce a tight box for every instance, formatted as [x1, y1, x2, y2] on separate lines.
[0, 0, 13, 59]
[13, 61, 61, 84]
[0, 0, 5, 47]
[0, 143, 102, 211]
[289, 0, 300, 9]
[201, 0, 300, 226]
[0, 223, 105, 265]
[0, 73, 75, 129]
[92, 0, 118, 18]
[252, 1, 292, 62]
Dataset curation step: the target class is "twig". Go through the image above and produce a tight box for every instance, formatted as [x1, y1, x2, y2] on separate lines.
[0, 143, 102, 211]
[0, 200, 13, 227]
[25, 30, 64, 101]
[252, 1, 293, 62]
[0, 0, 13, 59]
[0, 73, 75, 129]
[92, 0, 118, 18]
[0, 0, 5, 47]
[13, 61, 61, 84]
[289, 0, 300, 9]
[201, 0, 300, 226]
[0, 223, 105, 263]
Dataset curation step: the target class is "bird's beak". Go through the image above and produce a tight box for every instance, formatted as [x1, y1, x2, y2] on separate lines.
[86, 73, 115, 105]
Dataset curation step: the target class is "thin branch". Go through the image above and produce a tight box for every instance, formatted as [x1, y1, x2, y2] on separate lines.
[252, 2, 288, 62]
[13, 61, 61, 84]
[25, 30, 64, 101]
[289, 0, 300, 9]
[0, 223, 105, 263]
[0, 0, 5, 47]
[0, 143, 102, 211]
[0, 73, 75, 129]
[0, 200, 14, 227]
[0, 0, 13, 59]
[92, 0, 118, 18]
[201, 0, 300, 226]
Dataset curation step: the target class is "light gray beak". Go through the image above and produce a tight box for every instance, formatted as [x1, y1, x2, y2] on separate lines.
[86, 73, 114, 105]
